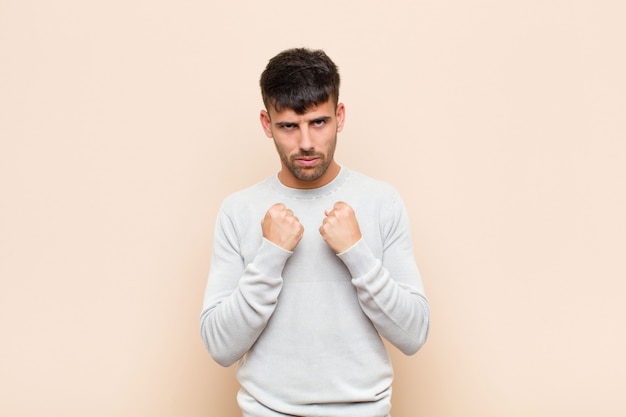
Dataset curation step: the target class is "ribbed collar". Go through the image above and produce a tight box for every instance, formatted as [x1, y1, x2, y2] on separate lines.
[266, 166, 350, 200]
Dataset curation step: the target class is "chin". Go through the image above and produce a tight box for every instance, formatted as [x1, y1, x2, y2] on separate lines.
[295, 167, 325, 181]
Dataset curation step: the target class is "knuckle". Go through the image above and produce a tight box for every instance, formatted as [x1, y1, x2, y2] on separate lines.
[276, 203, 287, 211]
[335, 201, 352, 213]
[268, 204, 281, 214]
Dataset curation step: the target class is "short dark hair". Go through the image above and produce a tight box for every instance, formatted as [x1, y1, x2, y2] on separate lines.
[260, 48, 340, 114]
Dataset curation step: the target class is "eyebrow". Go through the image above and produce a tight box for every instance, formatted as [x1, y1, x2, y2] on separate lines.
[311, 116, 332, 124]
[275, 116, 331, 127]
[275, 121, 296, 128]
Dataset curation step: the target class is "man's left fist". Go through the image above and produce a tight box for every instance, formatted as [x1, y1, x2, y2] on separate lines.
[319, 201, 362, 254]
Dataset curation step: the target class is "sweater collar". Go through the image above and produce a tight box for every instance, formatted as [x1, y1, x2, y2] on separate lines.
[267, 166, 350, 199]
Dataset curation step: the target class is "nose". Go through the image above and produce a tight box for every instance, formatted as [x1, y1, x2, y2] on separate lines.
[298, 127, 314, 151]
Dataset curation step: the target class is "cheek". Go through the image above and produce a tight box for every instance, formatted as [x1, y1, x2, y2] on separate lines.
[319, 131, 337, 148]
[273, 138, 295, 156]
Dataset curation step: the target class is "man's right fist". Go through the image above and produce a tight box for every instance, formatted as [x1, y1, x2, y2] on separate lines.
[261, 203, 304, 251]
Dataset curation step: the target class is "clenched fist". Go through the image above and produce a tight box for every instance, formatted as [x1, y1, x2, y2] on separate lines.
[262, 203, 304, 251]
[319, 201, 362, 254]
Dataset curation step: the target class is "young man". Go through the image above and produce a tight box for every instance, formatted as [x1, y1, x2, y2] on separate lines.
[201, 48, 429, 417]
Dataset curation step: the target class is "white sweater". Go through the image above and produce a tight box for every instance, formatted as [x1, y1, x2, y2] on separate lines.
[201, 167, 430, 417]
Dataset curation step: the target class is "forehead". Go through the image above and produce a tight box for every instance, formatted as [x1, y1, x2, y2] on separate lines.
[268, 99, 336, 121]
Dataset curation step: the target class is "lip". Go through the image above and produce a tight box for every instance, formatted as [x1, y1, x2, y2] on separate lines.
[295, 157, 319, 167]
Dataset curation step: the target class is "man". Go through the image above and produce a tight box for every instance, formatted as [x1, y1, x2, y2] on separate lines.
[201, 48, 429, 417]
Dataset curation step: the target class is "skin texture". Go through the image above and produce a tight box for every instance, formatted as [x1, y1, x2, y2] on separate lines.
[259, 99, 362, 253]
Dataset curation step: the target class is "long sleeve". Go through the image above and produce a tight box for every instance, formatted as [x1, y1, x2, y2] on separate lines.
[200, 208, 292, 366]
[199, 169, 429, 417]
[338, 195, 430, 355]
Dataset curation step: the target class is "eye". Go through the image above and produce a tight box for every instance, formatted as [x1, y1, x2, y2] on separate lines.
[279, 123, 297, 130]
[312, 119, 328, 127]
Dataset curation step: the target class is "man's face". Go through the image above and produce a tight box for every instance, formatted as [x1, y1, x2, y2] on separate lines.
[260, 99, 345, 189]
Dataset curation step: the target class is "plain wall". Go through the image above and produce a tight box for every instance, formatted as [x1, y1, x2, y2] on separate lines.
[1, 1, 624, 416]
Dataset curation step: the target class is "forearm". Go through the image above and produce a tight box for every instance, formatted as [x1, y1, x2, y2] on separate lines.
[339, 239, 430, 355]
[200, 239, 291, 366]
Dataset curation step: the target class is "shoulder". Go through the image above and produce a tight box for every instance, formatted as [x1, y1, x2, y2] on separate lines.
[219, 176, 274, 212]
[344, 168, 401, 200]
[213, 176, 276, 238]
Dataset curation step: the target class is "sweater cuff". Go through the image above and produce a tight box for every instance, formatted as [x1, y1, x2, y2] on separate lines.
[253, 238, 293, 279]
[337, 238, 378, 277]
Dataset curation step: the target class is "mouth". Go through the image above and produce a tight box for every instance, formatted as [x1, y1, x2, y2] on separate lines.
[294, 157, 320, 167]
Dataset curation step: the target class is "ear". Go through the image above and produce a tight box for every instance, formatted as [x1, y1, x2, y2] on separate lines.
[260, 110, 274, 138]
[335, 103, 346, 133]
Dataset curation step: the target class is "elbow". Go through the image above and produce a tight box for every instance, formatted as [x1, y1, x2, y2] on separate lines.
[386, 317, 429, 356]
[201, 329, 239, 367]
[211, 350, 239, 368]
[402, 303, 431, 355]
[200, 314, 239, 367]
[403, 323, 429, 355]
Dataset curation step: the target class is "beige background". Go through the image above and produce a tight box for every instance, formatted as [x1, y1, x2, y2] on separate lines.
[1, 0, 625, 416]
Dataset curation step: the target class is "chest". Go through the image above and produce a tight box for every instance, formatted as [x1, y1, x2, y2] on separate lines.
[237, 198, 385, 271]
